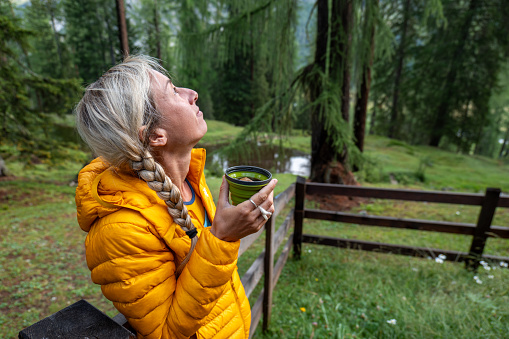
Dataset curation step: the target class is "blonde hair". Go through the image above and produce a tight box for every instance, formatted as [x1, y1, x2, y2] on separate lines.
[75, 55, 197, 276]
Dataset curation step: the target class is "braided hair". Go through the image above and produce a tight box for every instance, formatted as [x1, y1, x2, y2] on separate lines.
[75, 55, 197, 276]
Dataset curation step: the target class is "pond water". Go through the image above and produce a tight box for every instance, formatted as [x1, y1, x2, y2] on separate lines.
[204, 145, 311, 177]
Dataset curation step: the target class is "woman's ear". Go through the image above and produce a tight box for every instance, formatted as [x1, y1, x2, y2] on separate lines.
[138, 126, 168, 147]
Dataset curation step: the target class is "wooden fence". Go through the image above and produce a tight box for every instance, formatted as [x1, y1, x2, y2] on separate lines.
[238, 183, 296, 338]
[293, 176, 509, 270]
[21, 178, 509, 338]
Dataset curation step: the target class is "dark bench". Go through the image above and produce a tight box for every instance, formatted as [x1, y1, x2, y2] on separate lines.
[19, 299, 135, 339]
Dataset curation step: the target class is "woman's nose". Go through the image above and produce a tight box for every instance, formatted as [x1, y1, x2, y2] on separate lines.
[185, 88, 198, 105]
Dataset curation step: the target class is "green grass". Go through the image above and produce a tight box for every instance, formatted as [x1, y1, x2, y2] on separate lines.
[362, 135, 509, 193]
[252, 246, 509, 339]
[0, 178, 116, 338]
[1, 124, 509, 338]
[197, 119, 244, 146]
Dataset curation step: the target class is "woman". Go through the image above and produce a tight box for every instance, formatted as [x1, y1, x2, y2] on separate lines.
[75, 55, 277, 339]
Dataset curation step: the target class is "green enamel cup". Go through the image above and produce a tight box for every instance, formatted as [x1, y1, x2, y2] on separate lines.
[225, 165, 272, 205]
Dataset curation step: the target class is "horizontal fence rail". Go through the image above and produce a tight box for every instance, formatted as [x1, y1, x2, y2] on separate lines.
[304, 209, 509, 238]
[306, 183, 509, 207]
[293, 177, 509, 270]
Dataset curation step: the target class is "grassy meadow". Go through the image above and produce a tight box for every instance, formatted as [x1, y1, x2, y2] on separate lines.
[1, 121, 508, 338]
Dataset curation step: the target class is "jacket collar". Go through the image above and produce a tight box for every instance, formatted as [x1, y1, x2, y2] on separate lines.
[187, 148, 206, 188]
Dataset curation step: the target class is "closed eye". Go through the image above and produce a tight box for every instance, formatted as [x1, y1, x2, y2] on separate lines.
[173, 87, 179, 96]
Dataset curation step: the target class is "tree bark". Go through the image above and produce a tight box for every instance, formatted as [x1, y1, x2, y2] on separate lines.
[388, 0, 411, 139]
[310, 0, 332, 182]
[499, 126, 509, 158]
[154, 0, 161, 59]
[331, 0, 353, 165]
[429, 0, 479, 147]
[354, 0, 377, 154]
[116, 0, 129, 57]
[0, 155, 8, 177]
[48, 0, 63, 75]
[338, 0, 352, 124]
[309, 0, 353, 183]
[102, 6, 117, 65]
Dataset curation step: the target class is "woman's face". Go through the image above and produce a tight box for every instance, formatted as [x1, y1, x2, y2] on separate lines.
[150, 70, 207, 150]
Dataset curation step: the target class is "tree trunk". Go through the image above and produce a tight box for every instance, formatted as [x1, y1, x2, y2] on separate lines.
[339, 0, 352, 124]
[388, 0, 411, 139]
[309, 0, 354, 183]
[0, 155, 9, 177]
[369, 94, 377, 135]
[116, 0, 129, 57]
[154, 0, 161, 59]
[429, 0, 479, 147]
[456, 101, 471, 153]
[102, 7, 116, 65]
[95, 7, 108, 67]
[310, 0, 332, 182]
[499, 126, 509, 158]
[48, 0, 63, 75]
[337, 0, 353, 165]
[354, 0, 377, 154]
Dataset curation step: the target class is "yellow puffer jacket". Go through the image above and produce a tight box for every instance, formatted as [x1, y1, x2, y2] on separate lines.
[75, 148, 251, 339]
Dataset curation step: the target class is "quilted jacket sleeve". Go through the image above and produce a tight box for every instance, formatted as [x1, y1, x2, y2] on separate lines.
[89, 215, 239, 339]
[167, 229, 240, 336]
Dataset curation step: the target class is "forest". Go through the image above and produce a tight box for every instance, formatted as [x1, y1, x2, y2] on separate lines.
[2, 1, 509, 338]
[1, 0, 509, 182]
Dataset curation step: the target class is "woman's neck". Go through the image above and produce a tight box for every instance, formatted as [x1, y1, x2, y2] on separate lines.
[154, 149, 193, 201]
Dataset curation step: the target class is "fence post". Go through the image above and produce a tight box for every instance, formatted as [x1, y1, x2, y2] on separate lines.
[262, 215, 275, 331]
[293, 176, 306, 260]
[466, 187, 500, 270]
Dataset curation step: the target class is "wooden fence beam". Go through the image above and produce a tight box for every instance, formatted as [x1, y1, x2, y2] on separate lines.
[249, 291, 264, 339]
[466, 188, 501, 270]
[293, 176, 306, 260]
[262, 215, 275, 331]
[274, 234, 293, 288]
[273, 183, 295, 219]
[241, 251, 265, 298]
[305, 183, 485, 205]
[302, 235, 509, 267]
[498, 194, 509, 208]
[302, 235, 468, 261]
[304, 209, 509, 238]
[239, 183, 295, 257]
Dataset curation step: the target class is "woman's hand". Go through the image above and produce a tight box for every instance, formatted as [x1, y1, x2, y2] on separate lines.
[211, 176, 277, 242]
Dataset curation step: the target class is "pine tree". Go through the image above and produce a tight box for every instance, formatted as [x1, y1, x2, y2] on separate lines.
[0, 1, 81, 163]
[63, 0, 135, 83]
[353, 0, 378, 155]
[23, 0, 71, 78]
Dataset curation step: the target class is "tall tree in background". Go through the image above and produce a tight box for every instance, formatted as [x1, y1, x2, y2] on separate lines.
[388, 0, 411, 139]
[176, 0, 218, 119]
[130, 0, 176, 67]
[423, 0, 509, 150]
[353, 0, 378, 154]
[116, 0, 129, 56]
[300, 0, 357, 183]
[176, 1, 297, 129]
[63, 0, 135, 83]
[23, 0, 71, 78]
[428, 0, 479, 147]
[370, 0, 509, 152]
[0, 1, 80, 163]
